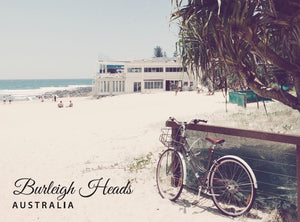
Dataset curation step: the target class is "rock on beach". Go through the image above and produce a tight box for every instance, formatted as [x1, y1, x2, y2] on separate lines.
[45, 86, 92, 98]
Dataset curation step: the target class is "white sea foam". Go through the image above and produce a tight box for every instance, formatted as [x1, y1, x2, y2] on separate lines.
[0, 84, 91, 100]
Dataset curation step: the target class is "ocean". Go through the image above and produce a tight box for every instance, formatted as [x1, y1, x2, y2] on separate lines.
[0, 79, 93, 101]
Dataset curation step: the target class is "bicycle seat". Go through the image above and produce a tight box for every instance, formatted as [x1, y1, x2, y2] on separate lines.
[205, 136, 225, 145]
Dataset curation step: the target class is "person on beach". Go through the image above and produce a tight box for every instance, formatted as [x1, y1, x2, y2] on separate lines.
[68, 100, 73, 108]
[58, 101, 64, 108]
[196, 84, 203, 94]
[3, 96, 6, 104]
[206, 90, 214, 95]
[8, 95, 12, 104]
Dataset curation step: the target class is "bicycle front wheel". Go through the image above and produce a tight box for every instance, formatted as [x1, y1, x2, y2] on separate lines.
[209, 157, 256, 216]
[156, 149, 184, 201]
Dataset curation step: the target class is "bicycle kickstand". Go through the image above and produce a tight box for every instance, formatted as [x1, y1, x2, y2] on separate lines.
[192, 186, 202, 205]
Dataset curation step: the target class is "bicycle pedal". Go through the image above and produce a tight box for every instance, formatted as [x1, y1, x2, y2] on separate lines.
[192, 200, 199, 205]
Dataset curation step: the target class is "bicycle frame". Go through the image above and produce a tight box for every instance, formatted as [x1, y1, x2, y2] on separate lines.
[172, 123, 258, 192]
[175, 125, 217, 190]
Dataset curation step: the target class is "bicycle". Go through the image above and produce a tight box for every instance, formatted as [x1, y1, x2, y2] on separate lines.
[156, 117, 258, 217]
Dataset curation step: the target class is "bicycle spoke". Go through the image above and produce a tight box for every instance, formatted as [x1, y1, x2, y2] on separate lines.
[210, 158, 256, 216]
[156, 149, 184, 201]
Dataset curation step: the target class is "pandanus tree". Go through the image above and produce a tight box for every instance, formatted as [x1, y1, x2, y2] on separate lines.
[171, 0, 300, 111]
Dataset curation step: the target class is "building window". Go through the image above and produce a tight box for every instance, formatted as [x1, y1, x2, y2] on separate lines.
[144, 80, 163, 89]
[99, 64, 106, 73]
[144, 67, 163, 72]
[112, 80, 125, 92]
[102, 80, 110, 92]
[128, 68, 142, 72]
[166, 67, 187, 72]
[107, 65, 124, 74]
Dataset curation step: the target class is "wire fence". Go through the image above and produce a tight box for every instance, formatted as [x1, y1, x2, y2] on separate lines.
[165, 120, 300, 220]
[185, 130, 297, 209]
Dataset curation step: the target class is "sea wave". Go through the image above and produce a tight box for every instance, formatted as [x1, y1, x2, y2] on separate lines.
[0, 85, 92, 101]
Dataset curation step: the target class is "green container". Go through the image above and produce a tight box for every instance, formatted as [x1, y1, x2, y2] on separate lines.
[229, 91, 246, 107]
[229, 90, 272, 107]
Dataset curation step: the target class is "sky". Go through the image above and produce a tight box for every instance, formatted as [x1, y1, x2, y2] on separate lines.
[0, 0, 179, 79]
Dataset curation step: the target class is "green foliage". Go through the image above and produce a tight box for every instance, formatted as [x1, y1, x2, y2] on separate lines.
[171, 0, 300, 111]
[282, 124, 292, 131]
[154, 46, 164, 57]
[128, 152, 153, 172]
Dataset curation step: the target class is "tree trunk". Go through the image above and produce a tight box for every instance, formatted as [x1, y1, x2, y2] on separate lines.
[238, 67, 300, 112]
[294, 73, 300, 106]
[253, 40, 299, 76]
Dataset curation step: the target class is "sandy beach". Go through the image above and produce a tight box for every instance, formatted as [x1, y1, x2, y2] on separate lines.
[1, 91, 299, 221]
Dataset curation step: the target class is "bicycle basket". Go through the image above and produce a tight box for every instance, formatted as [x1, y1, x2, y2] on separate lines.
[159, 127, 182, 147]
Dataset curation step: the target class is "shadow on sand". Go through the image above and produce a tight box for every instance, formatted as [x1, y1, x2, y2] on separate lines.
[174, 189, 263, 220]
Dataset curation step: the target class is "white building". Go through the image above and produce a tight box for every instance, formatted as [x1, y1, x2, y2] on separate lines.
[93, 58, 200, 96]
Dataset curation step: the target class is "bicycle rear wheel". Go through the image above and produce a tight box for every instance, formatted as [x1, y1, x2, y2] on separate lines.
[156, 149, 184, 201]
[209, 157, 256, 216]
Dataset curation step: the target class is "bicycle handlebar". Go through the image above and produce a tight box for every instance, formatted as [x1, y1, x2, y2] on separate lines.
[168, 117, 207, 125]
[191, 119, 208, 124]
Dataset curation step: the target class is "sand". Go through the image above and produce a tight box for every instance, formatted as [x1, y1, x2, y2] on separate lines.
[1, 91, 298, 221]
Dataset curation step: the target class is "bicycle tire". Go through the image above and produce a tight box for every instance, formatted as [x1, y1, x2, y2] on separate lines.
[209, 156, 257, 216]
[156, 149, 185, 201]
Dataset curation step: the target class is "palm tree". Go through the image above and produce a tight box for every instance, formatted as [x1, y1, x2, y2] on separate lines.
[171, 0, 300, 111]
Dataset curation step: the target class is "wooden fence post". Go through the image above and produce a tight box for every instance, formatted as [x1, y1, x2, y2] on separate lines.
[297, 144, 300, 222]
